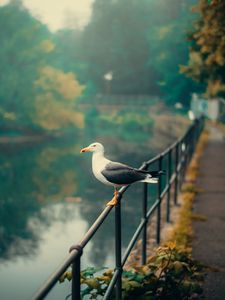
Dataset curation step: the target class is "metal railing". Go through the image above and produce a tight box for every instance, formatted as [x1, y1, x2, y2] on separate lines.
[32, 117, 204, 300]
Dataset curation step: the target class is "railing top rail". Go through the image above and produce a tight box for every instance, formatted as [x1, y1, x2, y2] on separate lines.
[32, 116, 204, 300]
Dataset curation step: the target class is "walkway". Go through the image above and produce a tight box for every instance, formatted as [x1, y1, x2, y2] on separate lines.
[192, 125, 225, 300]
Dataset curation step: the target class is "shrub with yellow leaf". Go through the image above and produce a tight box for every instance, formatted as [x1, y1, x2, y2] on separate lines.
[33, 66, 85, 130]
[182, 0, 225, 98]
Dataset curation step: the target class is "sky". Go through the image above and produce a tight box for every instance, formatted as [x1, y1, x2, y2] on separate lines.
[0, 0, 93, 31]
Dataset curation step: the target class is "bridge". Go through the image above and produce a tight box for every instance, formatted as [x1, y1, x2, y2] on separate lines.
[77, 95, 162, 113]
[31, 117, 225, 300]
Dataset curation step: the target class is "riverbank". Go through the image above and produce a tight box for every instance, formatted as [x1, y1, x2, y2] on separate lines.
[0, 112, 190, 152]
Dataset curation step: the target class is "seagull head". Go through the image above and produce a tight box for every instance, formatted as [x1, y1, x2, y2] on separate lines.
[80, 142, 104, 154]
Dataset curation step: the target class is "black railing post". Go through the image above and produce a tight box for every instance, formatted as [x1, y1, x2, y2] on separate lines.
[166, 150, 172, 223]
[187, 128, 192, 164]
[192, 120, 197, 152]
[69, 245, 83, 300]
[190, 126, 195, 158]
[72, 253, 82, 300]
[115, 198, 122, 300]
[183, 131, 190, 182]
[181, 140, 186, 186]
[179, 140, 184, 191]
[174, 143, 179, 205]
[142, 183, 148, 265]
[156, 155, 162, 244]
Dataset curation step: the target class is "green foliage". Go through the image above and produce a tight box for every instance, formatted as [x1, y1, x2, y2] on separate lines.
[60, 244, 203, 299]
[146, 0, 201, 107]
[80, 0, 160, 95]
[0, 1, 49, 126]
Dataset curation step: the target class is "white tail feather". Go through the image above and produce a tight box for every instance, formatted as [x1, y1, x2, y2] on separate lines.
[142, 175, 158, 184]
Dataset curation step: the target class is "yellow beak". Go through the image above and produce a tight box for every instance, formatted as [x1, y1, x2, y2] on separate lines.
[80, 147, 90, 153]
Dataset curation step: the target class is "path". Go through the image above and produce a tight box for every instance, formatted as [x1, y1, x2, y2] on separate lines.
[192, 125, 225, 300]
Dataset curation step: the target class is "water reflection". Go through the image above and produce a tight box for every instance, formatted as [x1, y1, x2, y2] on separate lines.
[0, 133, 163, 300]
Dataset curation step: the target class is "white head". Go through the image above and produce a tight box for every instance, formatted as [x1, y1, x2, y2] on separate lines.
[80, 142, 105, 154]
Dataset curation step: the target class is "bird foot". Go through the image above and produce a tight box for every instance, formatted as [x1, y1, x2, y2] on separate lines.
[106, 191, 119, 206]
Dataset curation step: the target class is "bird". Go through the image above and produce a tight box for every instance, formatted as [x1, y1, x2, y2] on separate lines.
[80, 142, 164, 206]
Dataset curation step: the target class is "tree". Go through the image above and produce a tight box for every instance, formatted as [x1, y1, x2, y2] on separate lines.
[0, 1, 51, 127]
[0, 1, 85, 131]
[147, 0, 200, 107]
[81, 0, 161, 95]
[78, 0, 202, 106]
[181, 0, 225, 98]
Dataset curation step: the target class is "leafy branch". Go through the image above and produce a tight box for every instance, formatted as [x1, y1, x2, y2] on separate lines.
[60, 244, 203, 299]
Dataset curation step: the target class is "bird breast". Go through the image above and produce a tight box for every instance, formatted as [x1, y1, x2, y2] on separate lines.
[92, 153, 114, 186]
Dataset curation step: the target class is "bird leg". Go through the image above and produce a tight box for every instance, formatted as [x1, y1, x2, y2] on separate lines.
[106, 189, 119, 206]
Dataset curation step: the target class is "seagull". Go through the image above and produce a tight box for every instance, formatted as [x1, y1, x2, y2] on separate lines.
[80, 142, 164, 206]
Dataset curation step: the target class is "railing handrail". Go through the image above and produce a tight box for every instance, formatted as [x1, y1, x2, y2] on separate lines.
[32, 117, 204, 300]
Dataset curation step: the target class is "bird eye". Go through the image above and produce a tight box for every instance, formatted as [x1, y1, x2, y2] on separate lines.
[93, 144, 96, 147]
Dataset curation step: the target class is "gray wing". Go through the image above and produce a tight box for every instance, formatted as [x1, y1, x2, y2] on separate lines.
[101, 162, 146, 185]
